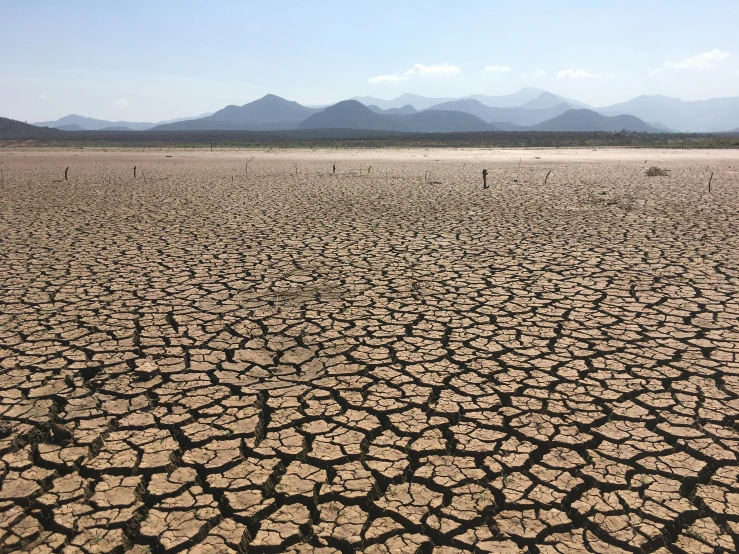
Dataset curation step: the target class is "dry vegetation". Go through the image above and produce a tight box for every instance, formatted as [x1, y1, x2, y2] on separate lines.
[0, 149, 738, 553]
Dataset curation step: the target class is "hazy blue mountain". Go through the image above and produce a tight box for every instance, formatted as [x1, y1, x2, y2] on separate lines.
[35, 112, 216, 131]
[367, 104, 418, 115]
[354, 89, 589, 111]
[298, 100, 408, 131]
[151, 95, 319, 130]
[597, 94, 739, 132]
[531, 109, 660, 132]
[393, 110, 495, 132]
[353, 93, 457, 111]
[296, 100, 495, 132]
[427, 99, 572, 126]
[34, 114, 155, 131]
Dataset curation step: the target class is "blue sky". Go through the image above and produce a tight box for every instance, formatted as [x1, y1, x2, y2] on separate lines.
[2, 0, 738, 122]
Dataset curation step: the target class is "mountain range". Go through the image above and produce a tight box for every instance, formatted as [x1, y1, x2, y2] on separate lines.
[34, 112, 215, 131]
[22, 87, 739, 134]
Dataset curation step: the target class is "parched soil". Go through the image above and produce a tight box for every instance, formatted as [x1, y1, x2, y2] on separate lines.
[1, 148, 738, 553]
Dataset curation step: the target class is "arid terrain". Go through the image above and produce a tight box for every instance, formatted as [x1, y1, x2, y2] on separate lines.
[1, 148, 738, 554]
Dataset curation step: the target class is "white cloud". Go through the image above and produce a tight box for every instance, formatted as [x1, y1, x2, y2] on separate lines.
[650, 68, 662, 75]
[368, 74, 409, 84]
[484, 65, 511, 73]
[665, 49, 729, 69]
[405, 63, 460, 76]
[114, 98, 130, 107]
[521, 69, 547, 79]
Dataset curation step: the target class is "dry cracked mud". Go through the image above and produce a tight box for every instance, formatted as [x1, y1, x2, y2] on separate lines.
[0, 148, 738, 553]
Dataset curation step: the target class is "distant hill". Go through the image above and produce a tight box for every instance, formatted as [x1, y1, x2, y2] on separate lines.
[368, 104, 417, 115]
[34, 114, 155, 131]
[297, 100, 408, 131]
[597, 94, 739, 132]
[35, 112, 214, 131]
[353, 94, 457, 111]
[354, 89, 589, 111]
[0, 117, 61, 139]
[426, 99, 572, 126]
[296, 100, 495, 132]
[531, 109, 660, 132]
[153, 95, 319, 131]
[395, 110, 495, 132]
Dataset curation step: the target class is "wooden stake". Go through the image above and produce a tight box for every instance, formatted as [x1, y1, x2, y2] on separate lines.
[245, 156, 255, 176]
[424, 170, 428, 183]
[544, 169, 551, 185]
[368, 165, 371, 174]
[0, 168, 4, 184]
[708, 172, 713, 193]
[134, 166, 137, 179]
[65, 167, 68, 181]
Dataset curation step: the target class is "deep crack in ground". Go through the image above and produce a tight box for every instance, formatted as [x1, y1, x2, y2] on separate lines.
[0, 148, 738, 554]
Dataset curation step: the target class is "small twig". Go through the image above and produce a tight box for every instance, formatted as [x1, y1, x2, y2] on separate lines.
[245, 155, 255, 176]
[65, 167, 69, 181]
[368, 165, 371, 174]
[424, 170, 428, 183]
[708, 172, 713, 193]
[293, 163, 298, 176]
[0, 168, 4, 184]
[133, 166, 137, 179]
[544, 169, 551, 185]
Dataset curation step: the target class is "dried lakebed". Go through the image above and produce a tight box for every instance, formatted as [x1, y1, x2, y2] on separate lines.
[0, 149, 738, 553]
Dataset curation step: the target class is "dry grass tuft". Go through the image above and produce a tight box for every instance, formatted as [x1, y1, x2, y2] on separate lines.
[645, 166, 669, 177]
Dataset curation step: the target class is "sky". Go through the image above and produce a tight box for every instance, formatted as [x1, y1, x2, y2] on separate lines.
[2, 0, 738, 123]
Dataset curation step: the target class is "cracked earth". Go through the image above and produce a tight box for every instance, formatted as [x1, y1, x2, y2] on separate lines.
[1, 148, 738, 553]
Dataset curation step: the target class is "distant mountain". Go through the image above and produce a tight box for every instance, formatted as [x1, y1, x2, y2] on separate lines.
[396, 110, 495, 132]
[34, 112, 215, 131]
[353, 89, 589, 111]
[297, 100, 495, 132]
[368, 104, 418, 115]
[0, 117, 61, 139]
[153, 94, 319, 131]
[597, 94, 739, 132]
[34, 114, 155, 131]
[353, 94, 457, 111]
[297, 100, 408, 131]
[531, 109, 660, 132]
[426, 98, 572, 126]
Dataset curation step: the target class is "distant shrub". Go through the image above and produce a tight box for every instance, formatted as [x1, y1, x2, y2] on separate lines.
[646, 166, 669, 176]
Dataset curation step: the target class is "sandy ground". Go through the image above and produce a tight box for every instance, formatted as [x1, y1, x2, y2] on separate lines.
[0, 149, 738, 553]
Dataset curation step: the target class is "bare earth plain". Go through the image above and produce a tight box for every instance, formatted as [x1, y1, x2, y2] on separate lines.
[1, 148, 739, 554]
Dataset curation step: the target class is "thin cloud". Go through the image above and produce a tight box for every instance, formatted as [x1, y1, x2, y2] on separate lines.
[35, 94, 47, 99]
[556, 69, 605, 79]
[114, 98, 130, 107]
[484, 65, 511, 73]
[666, 49, 729, 69]
[405, 63, 460, 76]
[521, 69, 547, 79]
[368, 74, 408, 84]
[650, 68, 662, 75]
